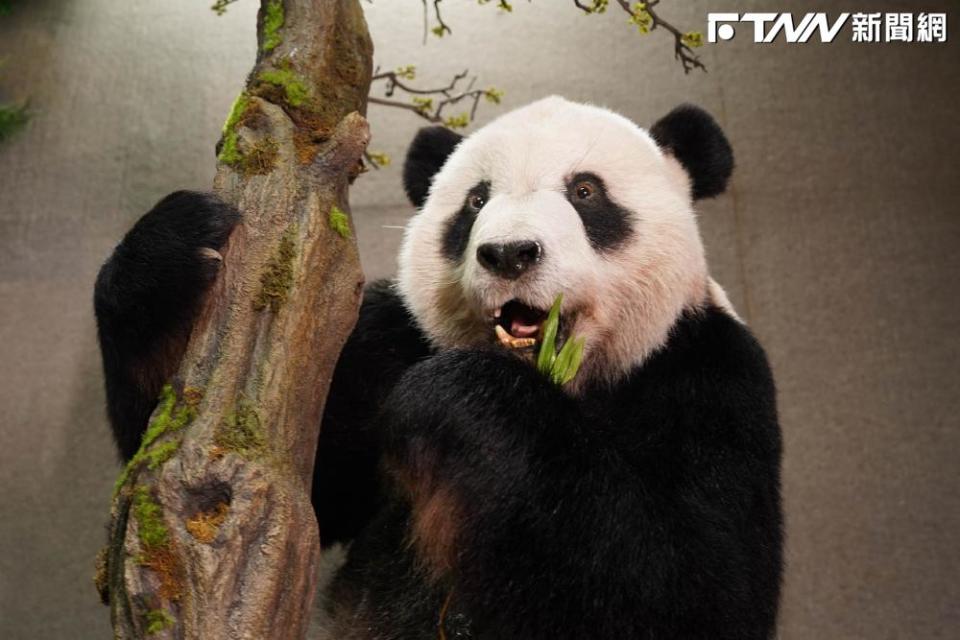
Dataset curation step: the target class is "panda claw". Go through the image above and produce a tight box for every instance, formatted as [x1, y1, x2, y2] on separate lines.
[198, 247, 223, 262]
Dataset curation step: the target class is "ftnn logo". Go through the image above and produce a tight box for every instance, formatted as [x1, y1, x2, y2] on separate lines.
[708, 13, 850, 43]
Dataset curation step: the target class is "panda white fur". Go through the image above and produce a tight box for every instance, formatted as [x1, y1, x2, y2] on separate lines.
[95, 97, 782, 639]
[402, 97, 726, 386]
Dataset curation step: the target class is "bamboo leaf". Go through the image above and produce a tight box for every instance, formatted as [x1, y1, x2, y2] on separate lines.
[537, 293, 563, 374]
[551, 333, 575, 384]
[559, 338, 585, 385]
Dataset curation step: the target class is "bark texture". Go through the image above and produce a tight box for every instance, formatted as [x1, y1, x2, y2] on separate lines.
[102, 2, 373, 637]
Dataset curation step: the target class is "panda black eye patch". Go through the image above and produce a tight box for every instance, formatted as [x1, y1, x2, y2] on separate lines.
[565, 172, 634, 252]
[442, 181, 490, 262]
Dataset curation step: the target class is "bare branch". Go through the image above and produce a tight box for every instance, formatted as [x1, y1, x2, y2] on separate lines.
[371, 68, 469, 97]
[368, 95, 437, 119]
[611, 0, 705, 73]
[363, 149, 381, 170]
[432, 0, 451, 38]
[421, 0, 429, 44]
[368, 68, 501, 130]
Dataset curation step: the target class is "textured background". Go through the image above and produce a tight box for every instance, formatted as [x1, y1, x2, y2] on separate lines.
[1, 1, 957, 637]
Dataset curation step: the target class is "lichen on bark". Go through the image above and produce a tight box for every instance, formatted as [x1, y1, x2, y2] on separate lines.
[329, 205, 351, 239]
[261, 0, 284, 52]
[254, 225, 297, 312]
[214, 396, 266, 457]
[113, 385, 199, 495]
[132, 485, 184, 603]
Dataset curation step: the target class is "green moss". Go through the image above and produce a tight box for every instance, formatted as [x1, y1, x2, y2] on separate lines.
[218, 93, 251, 166]
[222, 93, 250, 136]
[256, 67, 310, 108]
[215, 396, 265, 457]
[133, 485, 168, 549]
[145, 440, 181, 470]
[254, 226, 297, 312]
[114, 385, 199, 495]
[145, 609, 174, 634]
[131, 483, 183, 600]
[261, 0, 284, 53]
[328, 205, 351, 239]
[140, 385, 178, 449]
[219, 130, 241, 165]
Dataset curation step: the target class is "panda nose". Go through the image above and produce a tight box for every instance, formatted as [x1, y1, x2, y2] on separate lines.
[476, 241, 543, 279]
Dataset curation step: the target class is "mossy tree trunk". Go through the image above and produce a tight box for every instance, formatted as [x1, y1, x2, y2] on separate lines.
[101, 2, 373, 637]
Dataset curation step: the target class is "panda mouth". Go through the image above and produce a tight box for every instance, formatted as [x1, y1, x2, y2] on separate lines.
[490, 298, 568, 352]
[496, 299, 547, 339]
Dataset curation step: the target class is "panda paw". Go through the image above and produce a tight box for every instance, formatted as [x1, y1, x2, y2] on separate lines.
[121, 190, 239, 275]
[95, 191, 240, 332]
[379, 349, 577, 574]
[382, 349, 574, 491]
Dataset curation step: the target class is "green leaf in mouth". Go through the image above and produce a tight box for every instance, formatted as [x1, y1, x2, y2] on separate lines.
[536, 293, 585, 385]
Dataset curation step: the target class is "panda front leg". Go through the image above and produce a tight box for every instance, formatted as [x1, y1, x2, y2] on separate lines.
[380, 348, 596, 635]
[94, 191, 239, 459]
[380, 347, 778, 640]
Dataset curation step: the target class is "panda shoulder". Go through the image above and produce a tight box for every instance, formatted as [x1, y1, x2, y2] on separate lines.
[699, 307, 771, 376]
[656, 303, 775, 397]
[360, 279, 407, 316]
[638, 307, 779, 442]
[349, 279, 431, 357]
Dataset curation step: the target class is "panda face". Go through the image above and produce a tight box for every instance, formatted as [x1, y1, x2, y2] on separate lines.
[398, 97, 725, 387]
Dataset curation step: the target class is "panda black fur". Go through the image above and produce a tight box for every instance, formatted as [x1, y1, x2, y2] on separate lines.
[95, 97, 781, 639]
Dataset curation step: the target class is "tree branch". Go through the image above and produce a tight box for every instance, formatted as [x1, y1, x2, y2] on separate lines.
[372, 67, 469, 96]
[429, 0, 451, 38]
[610, 0, 705, 73]
[368, 68, 501, 131]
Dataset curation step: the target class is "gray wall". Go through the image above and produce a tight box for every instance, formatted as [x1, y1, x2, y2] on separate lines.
[0, 1, 957, 637]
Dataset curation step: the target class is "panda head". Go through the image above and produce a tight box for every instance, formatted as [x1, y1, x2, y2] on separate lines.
[397, 96, 733, 387]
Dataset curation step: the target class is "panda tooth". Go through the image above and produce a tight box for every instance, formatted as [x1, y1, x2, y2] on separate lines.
[493, 307, 502, 318]
[495, 324, 536, 350]
[510, 337, 536, 349]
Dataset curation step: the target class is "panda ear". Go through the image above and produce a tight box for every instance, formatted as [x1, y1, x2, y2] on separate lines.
[650, 105, 733, 200]
[402, 126, 464, 208]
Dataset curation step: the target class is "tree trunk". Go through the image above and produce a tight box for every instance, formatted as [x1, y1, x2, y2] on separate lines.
[101, 2, 373, 637]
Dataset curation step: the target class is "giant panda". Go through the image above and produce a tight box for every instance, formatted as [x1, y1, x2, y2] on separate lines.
[95, 96, 782, 639]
